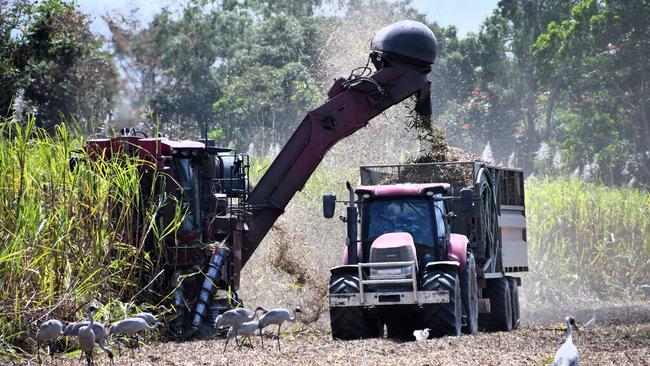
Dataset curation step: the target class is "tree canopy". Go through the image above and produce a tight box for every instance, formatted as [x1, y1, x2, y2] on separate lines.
[0, 0, 118, 132]
[1, 0, 648, 187]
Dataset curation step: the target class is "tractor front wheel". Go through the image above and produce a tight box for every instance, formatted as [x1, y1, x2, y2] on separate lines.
[329, 274, 377, 340]
[421, 268, 462, 338]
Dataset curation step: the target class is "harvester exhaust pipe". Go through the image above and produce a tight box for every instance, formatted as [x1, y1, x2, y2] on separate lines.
[346, 182, 359, 265]
[186, 246, 227, 338]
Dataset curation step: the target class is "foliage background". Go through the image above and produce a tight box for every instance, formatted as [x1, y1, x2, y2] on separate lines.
[2, 0, 649, 186]
[1, 0, 650, 359]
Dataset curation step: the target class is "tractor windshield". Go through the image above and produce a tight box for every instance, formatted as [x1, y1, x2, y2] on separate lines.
[366, 198, 436, 247]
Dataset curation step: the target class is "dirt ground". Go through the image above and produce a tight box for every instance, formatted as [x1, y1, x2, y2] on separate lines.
[16, 300, 650, 366]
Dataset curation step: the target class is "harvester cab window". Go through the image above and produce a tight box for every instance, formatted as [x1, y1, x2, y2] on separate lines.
[367, 199, 434, 248]
[176, 158, 200, 232]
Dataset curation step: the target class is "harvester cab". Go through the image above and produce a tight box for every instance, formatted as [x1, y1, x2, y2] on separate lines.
[84, 128, 249, 337]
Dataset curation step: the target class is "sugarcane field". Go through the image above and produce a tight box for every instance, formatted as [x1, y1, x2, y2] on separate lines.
[1, 1, 649, 365]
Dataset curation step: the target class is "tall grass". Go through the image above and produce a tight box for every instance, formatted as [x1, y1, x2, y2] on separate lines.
[526, 177, 650, 299]
[0, 117, 178, 358]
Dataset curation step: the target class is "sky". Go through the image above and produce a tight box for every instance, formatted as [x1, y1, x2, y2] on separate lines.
[79, 0, 500, 37]
[413, 0, 499, 35]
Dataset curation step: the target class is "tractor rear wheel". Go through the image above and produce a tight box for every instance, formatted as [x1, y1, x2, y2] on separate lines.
[329, 274, 376, 340]
[421, 268, 462, 338]
[461, 253, 479, 335]
[478, 277, 512, 332]
[506, 276, 520, 329]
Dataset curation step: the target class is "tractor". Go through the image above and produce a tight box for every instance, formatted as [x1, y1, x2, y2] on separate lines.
[324, 162, 527, 339]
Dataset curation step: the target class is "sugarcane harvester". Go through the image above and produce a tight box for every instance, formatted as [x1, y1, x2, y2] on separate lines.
[84, 20, 442, 338]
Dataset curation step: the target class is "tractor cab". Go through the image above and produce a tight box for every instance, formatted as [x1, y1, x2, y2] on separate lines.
[348, 184, 455, 294]
[357, 183, 452, 269]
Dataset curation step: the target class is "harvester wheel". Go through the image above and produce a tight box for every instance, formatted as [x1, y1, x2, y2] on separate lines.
[329, 274, 375, 340]
[478, 277, 512, 332]
[461, 253, 479, 335]
[506, 276, 520, 329]
[421, 268, 461, 338]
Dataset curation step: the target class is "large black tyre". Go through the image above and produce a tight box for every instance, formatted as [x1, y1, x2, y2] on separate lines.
[421, 268, 462, 338]
[478, 277, 512, 332]
[329, 274, 379, 340]
[461, 253, 479, 335]
[506, 276, 520, 330]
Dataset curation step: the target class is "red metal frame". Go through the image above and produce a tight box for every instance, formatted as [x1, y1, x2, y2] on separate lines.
[241, 65, 431, 267]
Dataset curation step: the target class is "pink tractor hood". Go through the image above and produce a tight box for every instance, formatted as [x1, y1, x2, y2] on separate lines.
[342, 233, 418, 265]
[371, 232, 415, 249]
[371, 232, 417, 263]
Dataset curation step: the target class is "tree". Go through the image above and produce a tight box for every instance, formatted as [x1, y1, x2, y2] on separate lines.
[107, 0, 324, 149]
[534, 0, 650, 186]
[0, 0, 118, 132]
[429, 0, 578, 168]
[211, 13, 323, 152]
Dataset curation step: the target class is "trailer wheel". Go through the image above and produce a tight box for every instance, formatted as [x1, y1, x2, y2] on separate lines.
[506, 276, 520, 329]
[329, 274, 374, 340]
[478, 277, 512, 332]
[461, 253, 479, 335]
[421, 268, 461, 337]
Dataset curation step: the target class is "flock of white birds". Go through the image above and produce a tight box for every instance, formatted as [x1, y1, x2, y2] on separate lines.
[35, 305, 164, 365]
[36, 304, 595, 366]
[215, 306, 302, 352]
[35, 305, 301, 365]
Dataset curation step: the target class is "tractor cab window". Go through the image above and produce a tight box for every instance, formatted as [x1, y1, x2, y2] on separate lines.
[366, 198, 434, 247]
[175, 158, 201, 232]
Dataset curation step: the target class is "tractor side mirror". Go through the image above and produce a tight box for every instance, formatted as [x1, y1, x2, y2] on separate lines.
[323, 194, 337, 218]
[460, 188, 474, 213]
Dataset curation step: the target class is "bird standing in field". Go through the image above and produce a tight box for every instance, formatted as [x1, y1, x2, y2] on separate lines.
[134, 305, 168, 325]
[413, 328, 430, 341]
[36, 318, 64, 365]
[553, 316, 580, 366]
[108, 317, 164, 354]
[78, 306, 100, 366]
[255, 306, 301, 351]
[233, 321, 259, 350]
[584, 309, 596, 328]
[215, 307, 256, 351]
[65, 319, 113, 364]
[135, 312, 159, 325]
